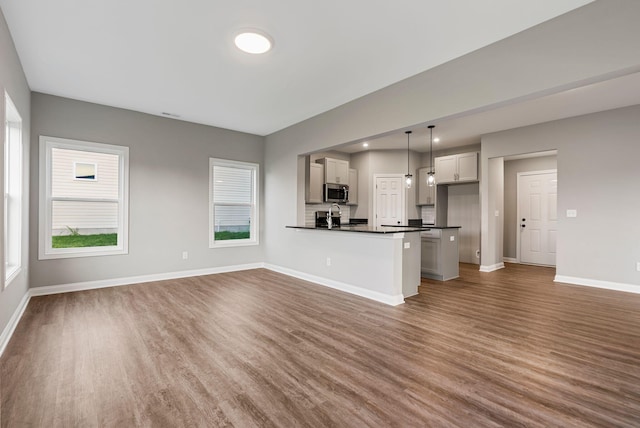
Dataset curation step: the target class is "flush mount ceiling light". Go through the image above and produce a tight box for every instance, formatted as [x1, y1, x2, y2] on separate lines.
[234, 31, 273, 54]
[405, 131, 413, 189]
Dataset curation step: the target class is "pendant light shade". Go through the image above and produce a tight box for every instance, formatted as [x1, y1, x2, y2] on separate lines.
[427, 125, 436, 187]
[405, 131, 413, 188]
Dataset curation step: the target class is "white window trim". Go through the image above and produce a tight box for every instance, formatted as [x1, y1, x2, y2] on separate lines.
[4, 92, 22, 289]
[209, 158, 259, 248]
[39, 136, 129, 259]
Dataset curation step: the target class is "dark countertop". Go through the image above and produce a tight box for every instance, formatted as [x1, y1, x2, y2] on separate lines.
[418, 225, 462, 229]
[286, 225, 425, 234]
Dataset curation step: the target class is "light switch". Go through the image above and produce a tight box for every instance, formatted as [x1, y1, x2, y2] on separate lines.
[449, 236, 455, 242]
[566, 209, 577, 218]
[494, 210, 500, 217]
[404, 242, 410, 249]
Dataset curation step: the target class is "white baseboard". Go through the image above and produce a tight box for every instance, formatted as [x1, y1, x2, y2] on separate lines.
[0, 291, 31, 357]
[29, 263, 265, 297]
[503, 257, 518, 264]
[554, 275, 640, 294]
[479, 262, 505, 273]
[264, 263, 405, 306]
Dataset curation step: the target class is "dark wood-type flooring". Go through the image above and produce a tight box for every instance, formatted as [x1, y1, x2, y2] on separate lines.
[2, 263, 640, 427]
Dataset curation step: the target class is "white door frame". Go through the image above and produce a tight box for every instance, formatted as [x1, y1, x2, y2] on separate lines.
[516, 169, 557, 264]
[372, 174, 406, 227]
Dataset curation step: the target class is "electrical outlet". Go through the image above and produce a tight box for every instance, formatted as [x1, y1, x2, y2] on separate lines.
[494, 210, 500, 217]
[326, 257, 331, 267]
[475, 249, 480, 258]
[182, 251, 188, 260]
[637, 262, 640, 272]
[566, 209, 577, 218]
[404, 242, 410, 249]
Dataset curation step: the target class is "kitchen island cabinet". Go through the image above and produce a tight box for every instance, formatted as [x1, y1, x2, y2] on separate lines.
[285, 225, 422, 304]
[421, 227, 460, 281]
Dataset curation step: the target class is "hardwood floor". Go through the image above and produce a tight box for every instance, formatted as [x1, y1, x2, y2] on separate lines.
[2, 263, 640, 427]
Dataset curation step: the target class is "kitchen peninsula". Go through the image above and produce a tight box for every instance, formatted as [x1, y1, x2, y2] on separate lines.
[285, 224, 424, 305]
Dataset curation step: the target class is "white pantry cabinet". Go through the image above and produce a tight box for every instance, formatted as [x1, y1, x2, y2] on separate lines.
[347, 168, 358, 205]
[434, 152, 478, 184]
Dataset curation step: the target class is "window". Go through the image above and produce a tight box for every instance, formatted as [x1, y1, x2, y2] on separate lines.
[74, 162, 97, 180]
[4, 93, 22, 287]
[210, 158, 259, 247]
[39, 136, 129, 259]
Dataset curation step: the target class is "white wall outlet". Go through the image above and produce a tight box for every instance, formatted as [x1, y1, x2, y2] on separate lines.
[494, 210, 500, 217]
[326, 257, 331, 266]
[475, 249, 481, 258]
[566, 209, 577, 218]
[182, 251, 188, 260]
[636, 262, 640, 272]
[404, 242, 410, 249]
[450, 236, 455, 242]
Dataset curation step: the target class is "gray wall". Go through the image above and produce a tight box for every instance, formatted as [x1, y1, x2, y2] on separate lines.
[482, 105, 640, 285]
[30, 93, 264, 288]
[264, 0, 640, 283]
[0, 8, 30, 341]
[503, 155, 557, 259]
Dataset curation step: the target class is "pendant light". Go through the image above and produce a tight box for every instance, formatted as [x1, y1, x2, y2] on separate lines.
[427, 125, 436, 187]
[405, 131, 413, 188]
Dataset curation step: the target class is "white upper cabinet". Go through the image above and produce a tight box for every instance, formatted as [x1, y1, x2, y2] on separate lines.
[347, 168, 358, 205]
[416, 167, 435, 205]
[456, 152, 478, 182]
[434, 152, 478, 184]
[318, 157, 349, 184]
[305, 162, 324, 203]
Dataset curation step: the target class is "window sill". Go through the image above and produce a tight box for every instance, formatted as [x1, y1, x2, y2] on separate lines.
[4, 266, 22, 289]
[209, 239, 259, 249]
[39, 246, 128, 260]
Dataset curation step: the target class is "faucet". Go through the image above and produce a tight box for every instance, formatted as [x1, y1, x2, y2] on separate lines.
[327, 203, 342, 229]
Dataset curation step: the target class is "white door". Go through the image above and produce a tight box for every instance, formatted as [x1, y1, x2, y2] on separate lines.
[374, 176, 404, 228]
[518, 171, 557, 266]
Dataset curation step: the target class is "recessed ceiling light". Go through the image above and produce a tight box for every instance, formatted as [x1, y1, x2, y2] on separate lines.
[363, 142, 369, 147]
[234, 31, 273, 54]
[433, 137, 440, 143]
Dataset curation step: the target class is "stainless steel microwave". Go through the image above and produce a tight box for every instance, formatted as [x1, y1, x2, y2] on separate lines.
[324, 183, 349, 203]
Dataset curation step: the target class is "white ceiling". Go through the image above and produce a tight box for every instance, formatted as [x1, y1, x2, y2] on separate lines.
[0, 0, 594, 136]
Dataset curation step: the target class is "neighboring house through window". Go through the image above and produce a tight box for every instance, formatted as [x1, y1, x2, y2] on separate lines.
[210, 158, 259, 247]
[4, 92, 22, 287]
[39, 136, 129, 259]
